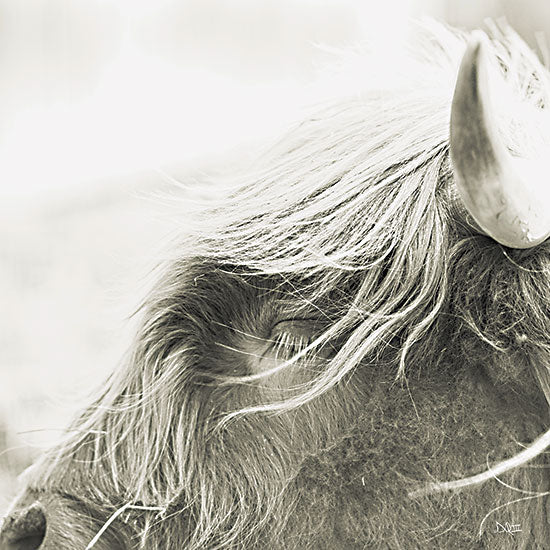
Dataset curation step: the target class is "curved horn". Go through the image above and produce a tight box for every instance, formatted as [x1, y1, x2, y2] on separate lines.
[450, 31, 550, 248]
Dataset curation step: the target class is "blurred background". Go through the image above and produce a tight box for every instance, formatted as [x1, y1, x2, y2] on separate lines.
[1, 0, 550, 512]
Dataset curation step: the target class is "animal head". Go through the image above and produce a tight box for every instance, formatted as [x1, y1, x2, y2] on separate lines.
[3, 20, 550, 550]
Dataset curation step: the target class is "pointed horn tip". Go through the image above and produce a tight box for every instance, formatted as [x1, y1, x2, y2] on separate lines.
[462, 31, 489, 68]
[452, 32, 491, 109]
[469, 30, 489, 48]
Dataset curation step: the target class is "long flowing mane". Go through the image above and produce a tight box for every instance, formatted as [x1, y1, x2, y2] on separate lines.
[18, 20, 550, 549]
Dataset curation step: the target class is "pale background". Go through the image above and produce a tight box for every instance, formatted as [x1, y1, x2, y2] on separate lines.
[1, 0, 549, 511]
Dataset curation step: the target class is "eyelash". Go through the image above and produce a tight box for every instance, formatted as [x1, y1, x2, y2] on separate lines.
[270, 330, 314, 359]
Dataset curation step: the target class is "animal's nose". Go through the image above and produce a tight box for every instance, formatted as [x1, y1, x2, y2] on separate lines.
[0, 502, 46, 550]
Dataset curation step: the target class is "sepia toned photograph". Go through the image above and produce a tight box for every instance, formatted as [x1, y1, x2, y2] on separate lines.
[2, 1, 550, 548]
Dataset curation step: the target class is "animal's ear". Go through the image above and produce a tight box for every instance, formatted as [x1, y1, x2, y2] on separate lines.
[450, 31, 550, 249]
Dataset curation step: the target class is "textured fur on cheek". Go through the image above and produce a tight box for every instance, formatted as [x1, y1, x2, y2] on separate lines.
[285, 362, 549, 550]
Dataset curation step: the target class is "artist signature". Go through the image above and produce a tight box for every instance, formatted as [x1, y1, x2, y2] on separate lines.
[495, 522, 522, 535]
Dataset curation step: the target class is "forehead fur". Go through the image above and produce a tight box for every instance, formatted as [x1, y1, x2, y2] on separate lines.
[178, 19, 550, 277]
